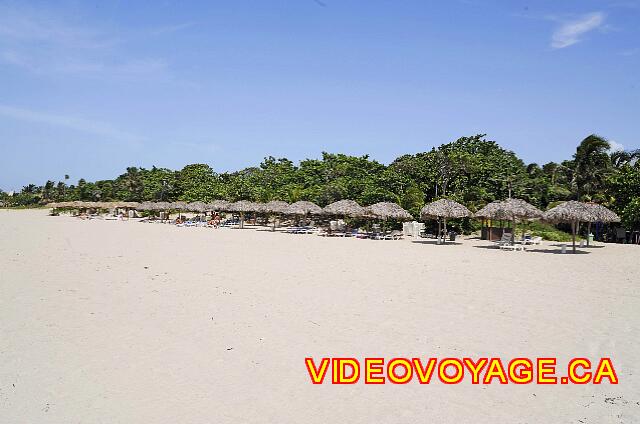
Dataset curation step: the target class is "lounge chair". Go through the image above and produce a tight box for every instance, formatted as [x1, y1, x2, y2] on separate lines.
[522, 236, 542, 245]
[382, 230, 403, 240]
[500, 243, 526, 251]
[493, 232, 513, 247]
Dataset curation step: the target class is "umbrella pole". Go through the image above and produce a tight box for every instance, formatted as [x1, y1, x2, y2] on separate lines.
[572, 220, 576, 253]
[512, 218, 516, 243]
[240, 212, 244, 229]
[444, 218, 448, 244]
[587, 222, 591, 247]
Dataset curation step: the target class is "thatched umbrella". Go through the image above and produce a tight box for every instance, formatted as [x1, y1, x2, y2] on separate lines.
[108, 201, 139, 217]
[171, 201, 188, 218]
[365, 202, 413, 236]
[119, 201, 140, 209]
[138, 201, 156, 211]
[284, 201, 323, 216]
[583, 203, 621, 246]
[151, 201, 172, 220]
[46, 202, 61, 215]
[99, 201, 116, 210]
[153, 201, 172, 211]
[322, 200, 367, 218]
[475, 198, 543, 242]
[207, 200, 231, 211]
[262, 200, 290, 231]
[186, 201, 207, 213]
[421, 199, 471, 242]
[283, 201, 322, 227]
[544, 201, 598, 253]
[366, 202, 413, 221]
[227, 200, 259, 228]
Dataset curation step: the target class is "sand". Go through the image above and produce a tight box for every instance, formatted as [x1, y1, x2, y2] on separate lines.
[1, 209, 638, 423]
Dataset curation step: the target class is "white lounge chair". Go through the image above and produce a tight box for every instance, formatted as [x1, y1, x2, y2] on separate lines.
[523, 236, 542, 245]
[494, 232, 513, 247]
[500, 243, 525, 251]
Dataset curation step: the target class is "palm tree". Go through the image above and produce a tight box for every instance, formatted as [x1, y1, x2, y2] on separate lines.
[611, 149, 640, 168]
[572, 134, 612, 200]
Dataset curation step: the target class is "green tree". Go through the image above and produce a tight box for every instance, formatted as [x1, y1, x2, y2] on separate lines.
[572, 134, 612, 200]
[176, 164, 219, 201]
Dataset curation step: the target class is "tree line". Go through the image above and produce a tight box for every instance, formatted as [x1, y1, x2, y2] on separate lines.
[2, 134, 639, 229]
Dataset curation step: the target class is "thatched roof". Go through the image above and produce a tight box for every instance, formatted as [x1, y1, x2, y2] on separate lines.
[138, 201, 155, 211]
[421, 199, 470, 219]
[153, 201, 173, 211]
[262, 200, 290, 214]
[322, 200, 367, 217]
[186, 201, 207, 212]
[543, 201, 597, 223]
[227, 200, 259, 212]
[474, 198, 543, 220]
[584, 203, 621, 223]
[171, 201, 188, 211]
[366, 202, 413, 220]
[284, 201, 323, 216]
[207, 200, 231, 211]
[118, 201, 140, 209]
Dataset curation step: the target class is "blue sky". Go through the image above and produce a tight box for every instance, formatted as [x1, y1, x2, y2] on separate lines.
[1, 0, 638, 191]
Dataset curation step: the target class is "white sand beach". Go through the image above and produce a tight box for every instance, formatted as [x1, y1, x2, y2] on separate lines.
[1, 209, 638, 423]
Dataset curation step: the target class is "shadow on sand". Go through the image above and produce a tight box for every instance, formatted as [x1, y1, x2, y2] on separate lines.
[412, 240, 463, 246]
[472, 244, 592, 254]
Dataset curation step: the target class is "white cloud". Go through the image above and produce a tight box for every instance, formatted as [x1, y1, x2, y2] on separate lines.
[0, 104, 143, 144]
[551, 12, 605, 49]
[0, 4, 170, 80]
[609, 140, 625, 152]
[148, 22, 196, 36]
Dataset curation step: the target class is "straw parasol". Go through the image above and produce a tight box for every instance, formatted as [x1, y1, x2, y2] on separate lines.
[366, 202, 413, 220]
[261, 200, 289, 214]
[227, 200, 259, 228]
[421, 199, 471, 242]
[584, 203, 620, 223]
[582, 203, 620, 246]
[543, 201, 597, 253]
[475, 198, 543, 242]
[186, 201, 207, 213]
[284, 201, 323, 216]
[228, 200, 259, 212]
[172, 201, 188, 214]
[152, 201, 172, 220]
[154, 201, 172, 211]
[207, 200, 231, 212]
[421, 199, 470, 220]
[118, 201, 140, 209]
[138, 201, 157, 211]
[262, 200, 290, 231]
[322, 200, 367, 218]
